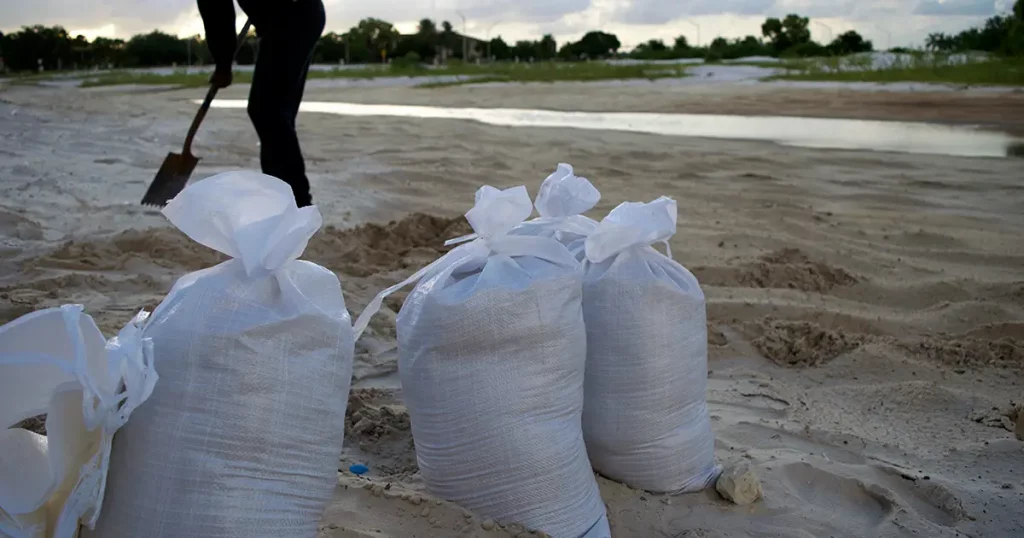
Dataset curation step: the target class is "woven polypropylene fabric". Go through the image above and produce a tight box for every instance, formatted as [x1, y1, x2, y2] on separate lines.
[86, 260, 353, 538]
[581, 247, 719, 494]
[397, 259, 605, 538]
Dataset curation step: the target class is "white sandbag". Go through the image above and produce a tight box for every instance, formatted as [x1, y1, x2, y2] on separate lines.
[507, 163, 599, 258]
[581, 197, 720, 494]
[0, 305, 157, 538]
[354, 186, 608, 538]
[86, 171, 354, 538]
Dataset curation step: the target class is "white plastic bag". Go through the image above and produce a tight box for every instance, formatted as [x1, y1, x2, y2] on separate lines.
[86, 171, 354, 538]
[581, 197, 720, 493]
[0, 305, 157, 538]
[505, 163, 600, 258]
[354, 186, 608, 538]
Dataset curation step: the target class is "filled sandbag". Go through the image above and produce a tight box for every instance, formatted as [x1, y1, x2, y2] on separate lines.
[0, 306, 157, 538]
[509, 163, 600, 258]
[581, 197, 720, 493]
[86, 171, 354, 538]
[354, 185, 609, 538]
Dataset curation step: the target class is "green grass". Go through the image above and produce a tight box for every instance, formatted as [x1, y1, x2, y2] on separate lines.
[412, 63, 690, 88]
[769, 56, 1024, 86]
[73, 62, 689, 89]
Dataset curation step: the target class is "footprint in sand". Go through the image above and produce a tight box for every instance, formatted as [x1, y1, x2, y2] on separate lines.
[870, 465, 966, 527]
[778, 462, 895, 531]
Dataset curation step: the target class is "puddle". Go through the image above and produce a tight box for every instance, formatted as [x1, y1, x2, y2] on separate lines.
[208, 100, 1021, 158]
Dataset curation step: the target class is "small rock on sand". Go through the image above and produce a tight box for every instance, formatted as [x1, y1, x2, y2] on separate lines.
[716, 464, 762, 505]
[1015, 412, 1023, 441]
[481, 518, 495, 531]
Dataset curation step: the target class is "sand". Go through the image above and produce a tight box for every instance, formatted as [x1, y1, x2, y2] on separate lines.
[1, 78, 1023, 537]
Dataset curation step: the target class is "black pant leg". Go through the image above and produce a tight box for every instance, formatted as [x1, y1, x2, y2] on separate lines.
[246, 0, 325, 207]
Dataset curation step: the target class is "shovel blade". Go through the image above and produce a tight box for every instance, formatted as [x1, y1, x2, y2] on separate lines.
[140, 152, 199, 207]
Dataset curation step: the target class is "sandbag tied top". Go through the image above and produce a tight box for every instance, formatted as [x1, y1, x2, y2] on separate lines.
[163, 170, 322, 278]
[534, 163, 600, 219]
[584, 195, 676, 264]
[0, 306, 157, 538]
[354, 185, 608, 538]
[510, 164, 601, 256]
[353, 184, 580, 341]
[88, 171, 352, 538]
[580, 197, 720, 494]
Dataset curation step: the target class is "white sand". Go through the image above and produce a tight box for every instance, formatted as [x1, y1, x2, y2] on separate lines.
[1, 79, 1022, 537]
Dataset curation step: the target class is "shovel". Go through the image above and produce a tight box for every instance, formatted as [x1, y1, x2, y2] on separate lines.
[141, 20, 252, 207]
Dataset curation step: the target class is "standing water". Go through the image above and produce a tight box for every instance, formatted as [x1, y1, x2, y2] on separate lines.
[207, 100, 1021, 158]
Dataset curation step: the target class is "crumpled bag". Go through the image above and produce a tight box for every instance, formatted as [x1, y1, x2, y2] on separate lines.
[355, 186, 609, 538]
[86, 171, 354, 538]
[580, 197, 720, 493]
[485, 163, 601, 259]
[0, 305, 157, 538]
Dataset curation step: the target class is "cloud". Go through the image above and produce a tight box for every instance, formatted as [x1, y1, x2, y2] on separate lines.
[4, 0, 196, 36]
[619, 0, 776, 25]
[913, 0, 998, 16]
[456, 0, 594, 22]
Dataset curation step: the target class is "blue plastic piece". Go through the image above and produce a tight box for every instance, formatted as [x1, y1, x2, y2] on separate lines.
[349, 464, 369, 476]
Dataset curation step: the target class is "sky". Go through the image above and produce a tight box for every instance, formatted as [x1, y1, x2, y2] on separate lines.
[2, 0, 1017, 50]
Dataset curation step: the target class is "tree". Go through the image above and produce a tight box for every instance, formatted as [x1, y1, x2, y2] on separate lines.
[673, 35, 690, 51]
[577, 31, 621, 58]
[537, 34, 557, 60]
[827, 30, 873, 55]
[316, 32, 347, 63]
[630, 39, 670, 59]
[121, 30, 190, 67]
[1, 25, 75, 71]
[439, 20, 459, 59]
[511, 40, 536, 60]
[489, 36, 510, 60]
[345, 18, 399, 63]
[762, 14, 811, 54]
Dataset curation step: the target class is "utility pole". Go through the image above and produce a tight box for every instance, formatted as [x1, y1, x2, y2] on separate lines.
[457, 10, 467, 61]
[813, 21, 833, 44]
[683, 20, 700, 47]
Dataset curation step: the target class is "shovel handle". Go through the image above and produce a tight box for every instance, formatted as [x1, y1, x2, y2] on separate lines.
[182, 19, 253, 156]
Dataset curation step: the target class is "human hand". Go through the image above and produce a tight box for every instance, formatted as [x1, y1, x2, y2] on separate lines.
[210, 65, 233, 89]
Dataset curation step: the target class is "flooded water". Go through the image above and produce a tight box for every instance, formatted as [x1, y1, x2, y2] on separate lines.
[208, 100, 1020, 158]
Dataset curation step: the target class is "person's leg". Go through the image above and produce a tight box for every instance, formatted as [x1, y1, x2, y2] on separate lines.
[247, 0, 325, 207]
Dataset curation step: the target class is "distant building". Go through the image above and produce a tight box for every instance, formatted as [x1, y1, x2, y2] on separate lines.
[395, 32, 488, 64]
[443, 33, 487, 62]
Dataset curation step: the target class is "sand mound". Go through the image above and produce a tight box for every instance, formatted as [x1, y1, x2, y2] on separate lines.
[902, 336, 1023, 370]
[43, 228, 226, 272]
[751, 318, 864, 367]
[308, 214, 470, 279]
[694, 248, 859, 293]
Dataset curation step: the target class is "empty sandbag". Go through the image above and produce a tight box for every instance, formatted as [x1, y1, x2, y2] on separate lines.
[0, 305, 157, 538]
[581, 197, 720, 493]
[86, 171, 354, 538]
[354, 185, 609, 538]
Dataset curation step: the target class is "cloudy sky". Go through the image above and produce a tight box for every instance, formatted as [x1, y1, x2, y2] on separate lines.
[3, 0, 1017, 49]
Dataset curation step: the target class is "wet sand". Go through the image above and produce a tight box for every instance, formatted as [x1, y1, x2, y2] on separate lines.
[1, 80, 1022, 537]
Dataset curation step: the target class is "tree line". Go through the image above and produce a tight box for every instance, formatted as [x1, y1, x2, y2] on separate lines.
[926, 0, 1023, 55]
[1, 3, 1021, 73]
